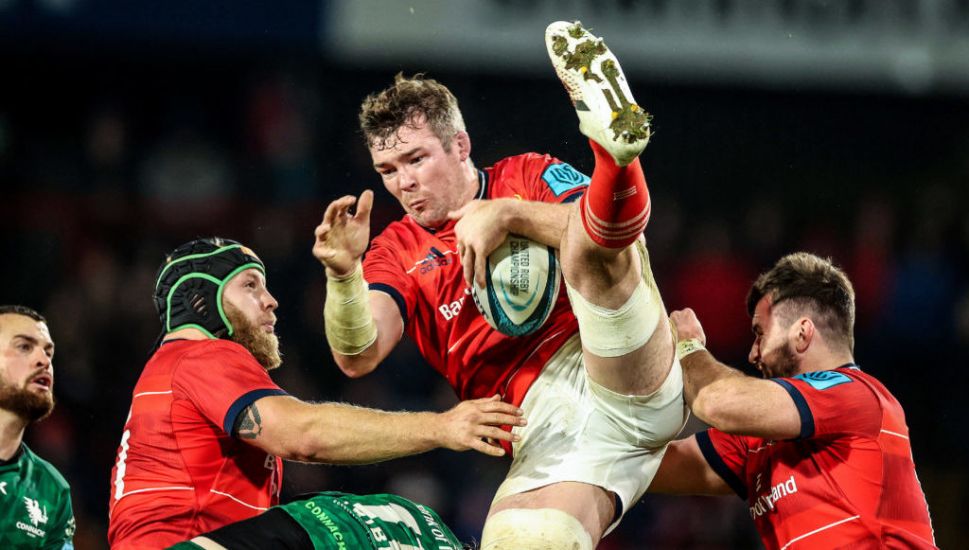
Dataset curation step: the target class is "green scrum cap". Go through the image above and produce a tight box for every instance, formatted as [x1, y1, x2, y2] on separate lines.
[154, 237, 265, 339]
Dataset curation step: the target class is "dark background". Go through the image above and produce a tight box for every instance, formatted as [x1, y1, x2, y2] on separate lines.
[1, 1, 967, 548]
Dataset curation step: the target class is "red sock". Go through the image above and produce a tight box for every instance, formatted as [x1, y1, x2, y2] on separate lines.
[580, 139, 651, 248]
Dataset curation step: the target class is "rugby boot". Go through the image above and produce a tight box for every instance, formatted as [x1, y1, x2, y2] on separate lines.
[545, 20, 651, 166]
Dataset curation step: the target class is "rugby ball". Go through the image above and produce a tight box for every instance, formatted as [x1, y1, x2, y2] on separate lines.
[471, 234, 560, 337]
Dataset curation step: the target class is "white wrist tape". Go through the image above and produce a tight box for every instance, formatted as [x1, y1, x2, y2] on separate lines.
[676, 338, 706, 361]
[324, 264, 378, 355]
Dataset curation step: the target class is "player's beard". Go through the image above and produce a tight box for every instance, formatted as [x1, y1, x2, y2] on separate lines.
[224, 304, 282, 371]
[761, 340, 799, 379]
[0, 379, 54, 423]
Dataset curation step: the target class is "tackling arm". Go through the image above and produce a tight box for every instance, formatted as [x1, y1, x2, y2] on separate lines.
[671, 308, 801, 440]
[235, 394, 525, 464]
[680, 350, 801, 440]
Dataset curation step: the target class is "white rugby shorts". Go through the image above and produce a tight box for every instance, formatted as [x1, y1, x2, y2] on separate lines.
[493, 334, 688, 532]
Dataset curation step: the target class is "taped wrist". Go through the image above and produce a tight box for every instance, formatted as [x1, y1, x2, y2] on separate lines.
[324, 264, 378, 355]
[676, 338, 706, 361]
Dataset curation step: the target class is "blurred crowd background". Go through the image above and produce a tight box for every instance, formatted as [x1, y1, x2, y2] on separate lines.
[2, 1, 968, 548]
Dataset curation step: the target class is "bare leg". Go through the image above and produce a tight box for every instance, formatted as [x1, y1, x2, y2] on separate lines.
[546, 21, 674, 397]
[482, 482, 614, 549]
[560, 206, 675, 396]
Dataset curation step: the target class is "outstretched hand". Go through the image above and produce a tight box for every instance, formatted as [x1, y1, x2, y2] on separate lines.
[434, 395, 526, 457]
[314, 190, 374, 277]
[670, 308, 707, 345]
[448, 199, 510, 289]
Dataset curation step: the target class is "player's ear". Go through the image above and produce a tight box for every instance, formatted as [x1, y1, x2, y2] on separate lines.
[454, 131, 471, 161]
[794, 317, 814, 353]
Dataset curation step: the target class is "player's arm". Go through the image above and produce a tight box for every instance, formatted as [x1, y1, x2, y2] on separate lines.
[327, 287, 403, 378]
[671, 308, 801, 440]
[648, 436, 733, 495]
[314, 190, 401, 376]
[499, 198, 573, 248]
[449, 198, 572, 287]
[233, 394, 525, 464]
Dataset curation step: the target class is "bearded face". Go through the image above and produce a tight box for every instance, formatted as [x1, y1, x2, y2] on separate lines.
[224, 301, 282, 371]
[749, 296, 803, 379]
[756, 339, 800, 379]
[0, 379, 54, 422]
[0, 313, 56, 424]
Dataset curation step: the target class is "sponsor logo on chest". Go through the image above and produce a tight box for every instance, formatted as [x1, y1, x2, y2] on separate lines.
[438, 287, 472, 321]
[407, 247, 454, 276]
[749, 474, 798, 518]
[16, 496, 49, 538]
[403, 246, 469, 322]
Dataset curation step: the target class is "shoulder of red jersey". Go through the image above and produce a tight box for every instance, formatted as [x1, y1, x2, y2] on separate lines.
[770, 365, 884, 439]
[486, 153, 589, 202]
[370, 217, 426, 249]
[168, 338, 260, 362]
[154, 339, 268, 383]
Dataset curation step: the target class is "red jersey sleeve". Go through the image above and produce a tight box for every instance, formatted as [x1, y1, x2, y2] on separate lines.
[511, 153, 589, 204]
[171, 341, 287, 436]
[695, 429, 751, 499]
[771, 368, 881, 440]
[362, 234, 416, 326]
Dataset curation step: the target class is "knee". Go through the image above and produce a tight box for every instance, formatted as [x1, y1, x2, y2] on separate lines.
[480, 508, 594, 550]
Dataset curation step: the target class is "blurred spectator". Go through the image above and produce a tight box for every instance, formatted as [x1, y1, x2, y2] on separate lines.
[669, 219, 757, 364]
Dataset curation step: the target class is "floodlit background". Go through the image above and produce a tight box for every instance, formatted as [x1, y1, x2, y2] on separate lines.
[2, 1, 967, 548]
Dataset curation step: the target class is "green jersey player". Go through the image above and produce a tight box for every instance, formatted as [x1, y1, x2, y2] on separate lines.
[169, 492, 467, 550]
[0, 306, 75, 549]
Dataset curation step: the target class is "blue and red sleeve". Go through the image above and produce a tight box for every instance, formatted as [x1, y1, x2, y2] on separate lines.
[362, 232, 417, 327]
[771, 368, 881, 439]
[696, 429, 750, 499]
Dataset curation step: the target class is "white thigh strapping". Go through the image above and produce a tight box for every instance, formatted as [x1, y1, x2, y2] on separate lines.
[564, 240, 662, 357]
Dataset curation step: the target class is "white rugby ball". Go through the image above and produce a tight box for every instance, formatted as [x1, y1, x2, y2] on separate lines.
[471, 234, 560, 337]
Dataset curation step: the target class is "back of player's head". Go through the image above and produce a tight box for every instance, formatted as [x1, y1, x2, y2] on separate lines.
[747, 252, 856, 351]
[154, 237, 265, 339]
[359, 72, 466, 152]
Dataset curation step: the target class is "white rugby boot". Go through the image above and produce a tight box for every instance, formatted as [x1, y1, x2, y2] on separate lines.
[545, 20, 651, 166]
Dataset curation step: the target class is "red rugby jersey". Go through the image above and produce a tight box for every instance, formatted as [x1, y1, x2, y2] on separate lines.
[363, 153, 587, 406]
[108, 339, 287, 549]
[698, 365, 936, 549]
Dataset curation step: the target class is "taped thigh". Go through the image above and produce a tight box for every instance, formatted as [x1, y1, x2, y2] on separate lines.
[565, 240, 664, 357]
[480, 508, 593, 550]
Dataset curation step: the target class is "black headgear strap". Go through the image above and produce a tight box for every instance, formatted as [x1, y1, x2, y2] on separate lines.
[153, 238, 265, 341]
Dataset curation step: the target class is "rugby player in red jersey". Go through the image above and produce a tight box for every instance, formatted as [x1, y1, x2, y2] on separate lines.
[314, 22, 688, 549]
[650, 252, 936, 549]
[107, 238, 524, 550]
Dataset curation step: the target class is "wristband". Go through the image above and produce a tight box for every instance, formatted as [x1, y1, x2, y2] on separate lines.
[676, 338, 706, 361]
[324, 264, 378, 355]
